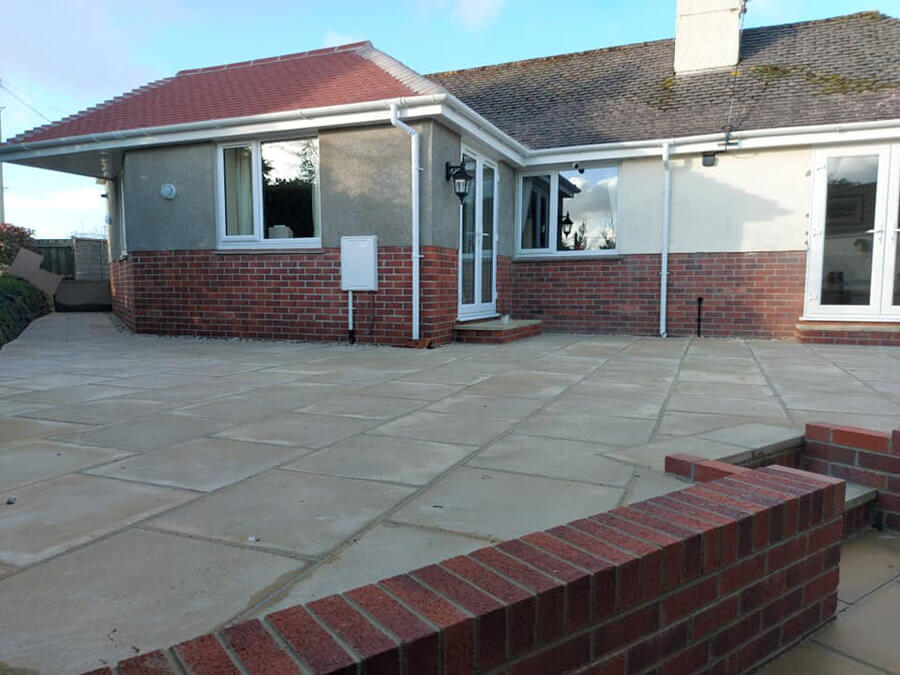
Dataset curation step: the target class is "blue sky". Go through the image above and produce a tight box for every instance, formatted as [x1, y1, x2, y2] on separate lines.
[3, 0, 898, 237]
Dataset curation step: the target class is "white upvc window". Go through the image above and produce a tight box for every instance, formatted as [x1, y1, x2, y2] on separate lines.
[515, 163, 620, 257]
[216, 137, 322, 249]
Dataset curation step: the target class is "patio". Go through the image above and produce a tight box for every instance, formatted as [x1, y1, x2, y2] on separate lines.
[1, 313, 899, 673]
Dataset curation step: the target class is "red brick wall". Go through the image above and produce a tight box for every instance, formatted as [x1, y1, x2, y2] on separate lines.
[109, 247, 459, 347]
[805, 423, 900, 531]
[798, 325, 900, 346]
[497, 254, 512, 315]
[92, 466, 843, 675]
[109, 257, 135, 330]
[511, 251, 807, 339]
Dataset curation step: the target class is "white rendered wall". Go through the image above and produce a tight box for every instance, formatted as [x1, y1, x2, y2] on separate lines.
[618, 147, 812, 254]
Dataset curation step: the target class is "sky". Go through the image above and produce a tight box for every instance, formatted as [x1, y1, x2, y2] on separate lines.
[2, 0, 898, 238]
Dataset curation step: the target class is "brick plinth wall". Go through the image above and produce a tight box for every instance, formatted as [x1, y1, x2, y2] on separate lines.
[511, 251, 806, 339]
[496, 254, 512, 316]
[804, 423, 900, 530]
[797, 323, 900, 346]
[89, 466, 843, 675]
[109, 246, 459, 347]
[109, 256, 135, 330]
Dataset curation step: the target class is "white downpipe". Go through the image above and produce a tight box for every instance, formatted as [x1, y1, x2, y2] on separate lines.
[389, 103, 421, 341]
[660, 142, 672, 338]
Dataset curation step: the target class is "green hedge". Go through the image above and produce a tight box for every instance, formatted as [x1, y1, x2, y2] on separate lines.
[0, 275, 52, 346]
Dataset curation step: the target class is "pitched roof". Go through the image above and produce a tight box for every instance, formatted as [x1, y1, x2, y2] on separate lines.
[9, 43, 441, 144]
[428, 12, 900, 149]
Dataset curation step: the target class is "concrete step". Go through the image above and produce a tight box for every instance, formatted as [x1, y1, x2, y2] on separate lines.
[845, 481, 878, 511]
[453, 318, 542, 344]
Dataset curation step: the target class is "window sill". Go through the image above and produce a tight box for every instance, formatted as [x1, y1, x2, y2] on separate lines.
[799, 315, 900, 324]
[513, 253, 623, 263]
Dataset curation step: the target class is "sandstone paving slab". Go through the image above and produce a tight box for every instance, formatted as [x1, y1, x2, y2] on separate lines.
[357, 379, 468, 400]
[0, 439, 130, 492]
[697, 422, 801, 450]
[785, 409, 900, 434]
[0, 474, 196, 566]
[122, 379, 258, 405]
[424, 393, 546, 419]
[86, 437, 310, 492]
[517, 410, 656, 446]
[13, 383, 146, 405]
[758, 642, 883, 675]
[605, 435, 747, 472]
[148, 469, 414, 557]
[656, 411, 772, 437]
[468, 433, 632, 486]
[57, 414, 232, 453]
[835, 531, 900, 604]
[391, 467, 624, 541]
[666, 392, 788, 418]
[0, 528, 305, 674]
[623, 469, 691, 504]
[174, 394, 307, 423]
[16, 397, 172, 425]
[779, 390, 900, 415]
[546, 390, 666, 420]
[676, 368, 769, 385]
[215, 412, 378, 449]
[465, 370, 582, 399]
[0, 399, 50, 416]
[0, 417, 87, 445]
[813, 580, 900, 673]
[298, 394, 430, 419]
[284, 434, 474, 485]
[259, 522, 486, 616]
[369, 410, 516, 446]
[672, 381, 776, 401]
[9, 372, 116, 391]
[243, 381, 349, 404]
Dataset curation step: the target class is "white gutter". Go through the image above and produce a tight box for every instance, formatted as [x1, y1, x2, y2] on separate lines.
[660, 142, 673, 339]
[389, 103, 421, 342]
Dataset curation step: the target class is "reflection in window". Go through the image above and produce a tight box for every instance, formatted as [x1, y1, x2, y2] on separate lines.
[223, 146, 254, 236]
[557, 167, 618, 251]
[821, 155, 877, 306]
[261, 139, 319, 239]
[521, 175, 550, 249]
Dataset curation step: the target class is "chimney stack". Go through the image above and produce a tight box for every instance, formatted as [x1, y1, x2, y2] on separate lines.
[674, 0, 745, 74]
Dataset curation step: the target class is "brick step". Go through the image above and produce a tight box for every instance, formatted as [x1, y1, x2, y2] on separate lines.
[796, 321, 900, 346]
[453, 318, 542, 344]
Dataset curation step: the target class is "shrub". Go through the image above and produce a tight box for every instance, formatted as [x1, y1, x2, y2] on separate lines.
[0, 275, 51, 346]
[0, 222, 37, 266]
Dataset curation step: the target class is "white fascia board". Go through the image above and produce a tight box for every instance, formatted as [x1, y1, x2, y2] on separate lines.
[524, 119, 900, 165]
[436, 105, 526, 166]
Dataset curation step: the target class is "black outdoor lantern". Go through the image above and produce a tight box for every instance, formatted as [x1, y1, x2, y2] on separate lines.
[561, 211, 574, 237]
[445, 160, 473, 203]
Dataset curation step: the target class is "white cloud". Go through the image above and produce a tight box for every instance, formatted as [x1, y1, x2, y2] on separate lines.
[417, 0, 505, 30]
[323, 29, 361, 48]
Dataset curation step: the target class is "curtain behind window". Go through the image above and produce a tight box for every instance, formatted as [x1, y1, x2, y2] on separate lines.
[224, 147, 253, 236]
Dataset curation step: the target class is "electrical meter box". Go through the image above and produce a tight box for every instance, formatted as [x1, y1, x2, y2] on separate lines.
[340, 236, 378, 291]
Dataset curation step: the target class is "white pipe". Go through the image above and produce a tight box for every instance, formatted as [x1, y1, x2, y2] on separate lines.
[348, 290, 354, 332]
[389, 103, 421, 342]
[660, 142, 672, 338]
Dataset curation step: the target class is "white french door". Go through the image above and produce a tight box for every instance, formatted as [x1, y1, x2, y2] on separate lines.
[458, 150, 498, 320]
[806, 144, 900, 320]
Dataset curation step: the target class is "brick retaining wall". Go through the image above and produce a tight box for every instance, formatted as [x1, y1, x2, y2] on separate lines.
[87, 466, 843, 675]
[804, 424, 900, 530]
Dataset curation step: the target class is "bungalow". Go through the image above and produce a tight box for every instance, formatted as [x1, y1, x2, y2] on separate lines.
[2, 2, 900, 346]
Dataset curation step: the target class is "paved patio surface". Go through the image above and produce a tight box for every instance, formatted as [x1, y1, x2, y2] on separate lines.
[760, 530, 900, 674]
[1, 314, 899, 672]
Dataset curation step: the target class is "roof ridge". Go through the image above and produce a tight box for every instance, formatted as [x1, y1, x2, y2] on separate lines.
[175, 42, 373, 77]
[355, 44, 445, 96]
[426, 11, 894, 79]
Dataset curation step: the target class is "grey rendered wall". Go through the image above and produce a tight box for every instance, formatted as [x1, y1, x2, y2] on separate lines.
[497, 161, 516, 258]
[420, 120, 463, 250]
[123, 144, 217, 251]
[320, 124, 415, 248]
[105, 179, 123, 260]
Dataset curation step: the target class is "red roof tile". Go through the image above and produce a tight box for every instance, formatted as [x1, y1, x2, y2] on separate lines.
[10, 43, 438, 144]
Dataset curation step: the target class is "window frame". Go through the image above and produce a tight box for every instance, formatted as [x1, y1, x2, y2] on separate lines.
[216, 137, 322, 250]
[515, 162, 622, 258]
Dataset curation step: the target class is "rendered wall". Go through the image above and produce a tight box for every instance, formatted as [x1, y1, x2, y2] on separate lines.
[618, 147, 812, 254]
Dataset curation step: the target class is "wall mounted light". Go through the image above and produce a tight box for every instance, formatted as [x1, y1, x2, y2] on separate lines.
[445, 160, 472, 204]
[561, 212, 574, 237]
